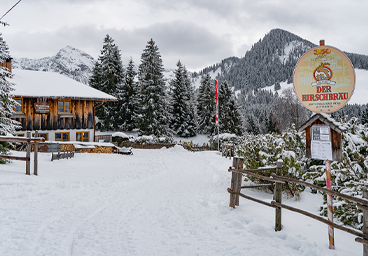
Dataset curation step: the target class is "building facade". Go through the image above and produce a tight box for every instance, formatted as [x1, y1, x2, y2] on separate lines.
[10, 69, 116, 142]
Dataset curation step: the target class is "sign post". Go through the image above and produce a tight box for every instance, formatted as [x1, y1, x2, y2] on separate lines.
[295, 40, 355, 250]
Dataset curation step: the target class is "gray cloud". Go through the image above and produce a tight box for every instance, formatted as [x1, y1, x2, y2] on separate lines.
[4, 20, 233, 71]
[2, 0, 368, 72]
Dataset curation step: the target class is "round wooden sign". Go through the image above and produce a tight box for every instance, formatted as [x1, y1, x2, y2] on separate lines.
[293, 45, 355, 113]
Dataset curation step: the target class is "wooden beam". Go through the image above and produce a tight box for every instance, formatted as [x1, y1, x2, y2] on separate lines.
[271, 201, 368, 240]
[26, 132, 31, 175]
[241, 184, 271, 189]
[355, 237, 368, 245]
[0, 136, 45, 144]
[228, 166, 277, 173]
[228, 188, 279, 209]
[229, 168, 285, 184]
[34, 131, 38, 176]
[0, 155, 29, 161]
[271, 174, 368, 206]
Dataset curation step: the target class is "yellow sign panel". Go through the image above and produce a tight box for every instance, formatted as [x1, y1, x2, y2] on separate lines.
[293, 45, 355, 113]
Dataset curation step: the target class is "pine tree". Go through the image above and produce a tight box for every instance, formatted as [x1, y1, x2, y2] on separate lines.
[120, 57, 138, 131]
[169, 61, 197, 137]
[362, 106, 368, 125]
[137, 39, 171, 136]
[183, 65, 198, 137]
[246, 115, 260, 135]
[218, 81, 243, 136]
[0, 34, 21, 160]
[197, 74, 216, 135]
[89, 34, 125, 131]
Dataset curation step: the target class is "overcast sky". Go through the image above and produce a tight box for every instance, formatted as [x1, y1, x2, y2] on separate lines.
[1, 0, 367, 71]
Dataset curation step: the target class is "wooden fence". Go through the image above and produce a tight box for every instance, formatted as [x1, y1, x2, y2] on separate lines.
[227, 157, 368, 254]
[0, 131, 45, 175]
[51, 151, 74, 161]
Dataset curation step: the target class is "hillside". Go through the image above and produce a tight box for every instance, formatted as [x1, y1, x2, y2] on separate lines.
[195, 28, 368, 92]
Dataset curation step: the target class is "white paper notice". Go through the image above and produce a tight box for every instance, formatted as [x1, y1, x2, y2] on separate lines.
[311, 140, 333, 160]
[312, 125, 330, 141]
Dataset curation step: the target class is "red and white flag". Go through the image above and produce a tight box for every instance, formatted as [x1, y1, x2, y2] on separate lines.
[215, 80, 218, 125]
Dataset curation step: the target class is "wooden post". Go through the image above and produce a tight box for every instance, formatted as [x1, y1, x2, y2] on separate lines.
[364, 190, 368, 256]
[229, 157, 238, 208]
[274, 159, 283, 231]
[26, 131, 31, 175]
[34, 131, 38, 175]
[235, 157, 243, 206]
[325, 160, 335, 249]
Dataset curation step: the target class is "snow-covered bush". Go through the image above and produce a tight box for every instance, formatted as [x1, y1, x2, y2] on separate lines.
[132, 135, 174, 144]
[236, 117, 368, 230]
[312, 117, 368, 229]
[237, 124, 307, 197]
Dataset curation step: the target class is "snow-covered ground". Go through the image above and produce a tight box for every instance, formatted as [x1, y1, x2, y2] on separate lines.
[0, 147, 361, 255]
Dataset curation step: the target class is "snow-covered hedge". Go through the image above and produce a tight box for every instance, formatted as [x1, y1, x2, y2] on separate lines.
[237, 124, 307, 198]
[236, 117, 368, 229]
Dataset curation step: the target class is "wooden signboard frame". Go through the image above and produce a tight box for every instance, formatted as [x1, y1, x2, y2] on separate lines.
[299, 113, 344, 162]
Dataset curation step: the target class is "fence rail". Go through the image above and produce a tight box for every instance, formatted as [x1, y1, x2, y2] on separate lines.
[227, 157, 368, 254]
[0, 131, 45, 175]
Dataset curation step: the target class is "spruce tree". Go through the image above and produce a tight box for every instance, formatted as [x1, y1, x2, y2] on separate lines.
[137, 39, 170, 136]
[169, 61, 197, 137]
[0, 34, 21, 160]
[89, 34, 125, 131]
[362, 106, 368, 125]
[197, 74, 216, 135]
[120, 57, 138, 131]
[183, 65, 198, 137]
[218, 81, 243, 136]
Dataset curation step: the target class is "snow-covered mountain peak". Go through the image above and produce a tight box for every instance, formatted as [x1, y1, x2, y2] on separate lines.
[13, 46, 96, 85]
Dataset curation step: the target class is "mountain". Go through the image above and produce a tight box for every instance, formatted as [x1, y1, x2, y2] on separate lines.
[191, 28, 368, 133]
[12, 46, 95, 85]
[195, 28, 368, 92]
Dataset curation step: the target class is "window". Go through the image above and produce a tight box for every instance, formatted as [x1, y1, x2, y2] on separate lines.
[32, 133, 48, 141]
[58, 99, 71, 113]
[14, 98, 23, 113]
[55, 132, 69, 141]
[76, 131, 89, 142]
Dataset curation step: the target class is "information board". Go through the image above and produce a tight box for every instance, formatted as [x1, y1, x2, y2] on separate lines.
[310, 125, 333, 160]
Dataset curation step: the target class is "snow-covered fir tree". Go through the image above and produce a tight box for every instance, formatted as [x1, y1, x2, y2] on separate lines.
[0, 34, 21, 160]
[89, 34, 125, 131]
[218, 81, 243, 136]
[137, 39, 171, 136]
[361, 106, 368, 125]
[183, 65, 198, 136]
[197, 74, 216, 135]
[120, 57, 138, 131]
[169, 61, 197, 137]
[246, 114, 260, 135]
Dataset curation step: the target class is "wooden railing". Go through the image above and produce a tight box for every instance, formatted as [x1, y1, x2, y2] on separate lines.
[227, 157, 368, 254]
[0, 131, 45, 175]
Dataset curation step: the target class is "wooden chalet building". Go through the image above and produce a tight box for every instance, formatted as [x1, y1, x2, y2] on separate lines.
[8, 65, 116, 142]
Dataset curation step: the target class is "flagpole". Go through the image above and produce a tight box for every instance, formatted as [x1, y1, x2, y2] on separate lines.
[215, 79, 219, 151]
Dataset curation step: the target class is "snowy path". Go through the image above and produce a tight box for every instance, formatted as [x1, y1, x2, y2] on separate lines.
[0, 146, 362, 255]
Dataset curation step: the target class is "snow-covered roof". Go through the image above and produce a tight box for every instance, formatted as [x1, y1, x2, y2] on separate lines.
[298, 112, 346, 133]
[11, 69, 117, 101]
